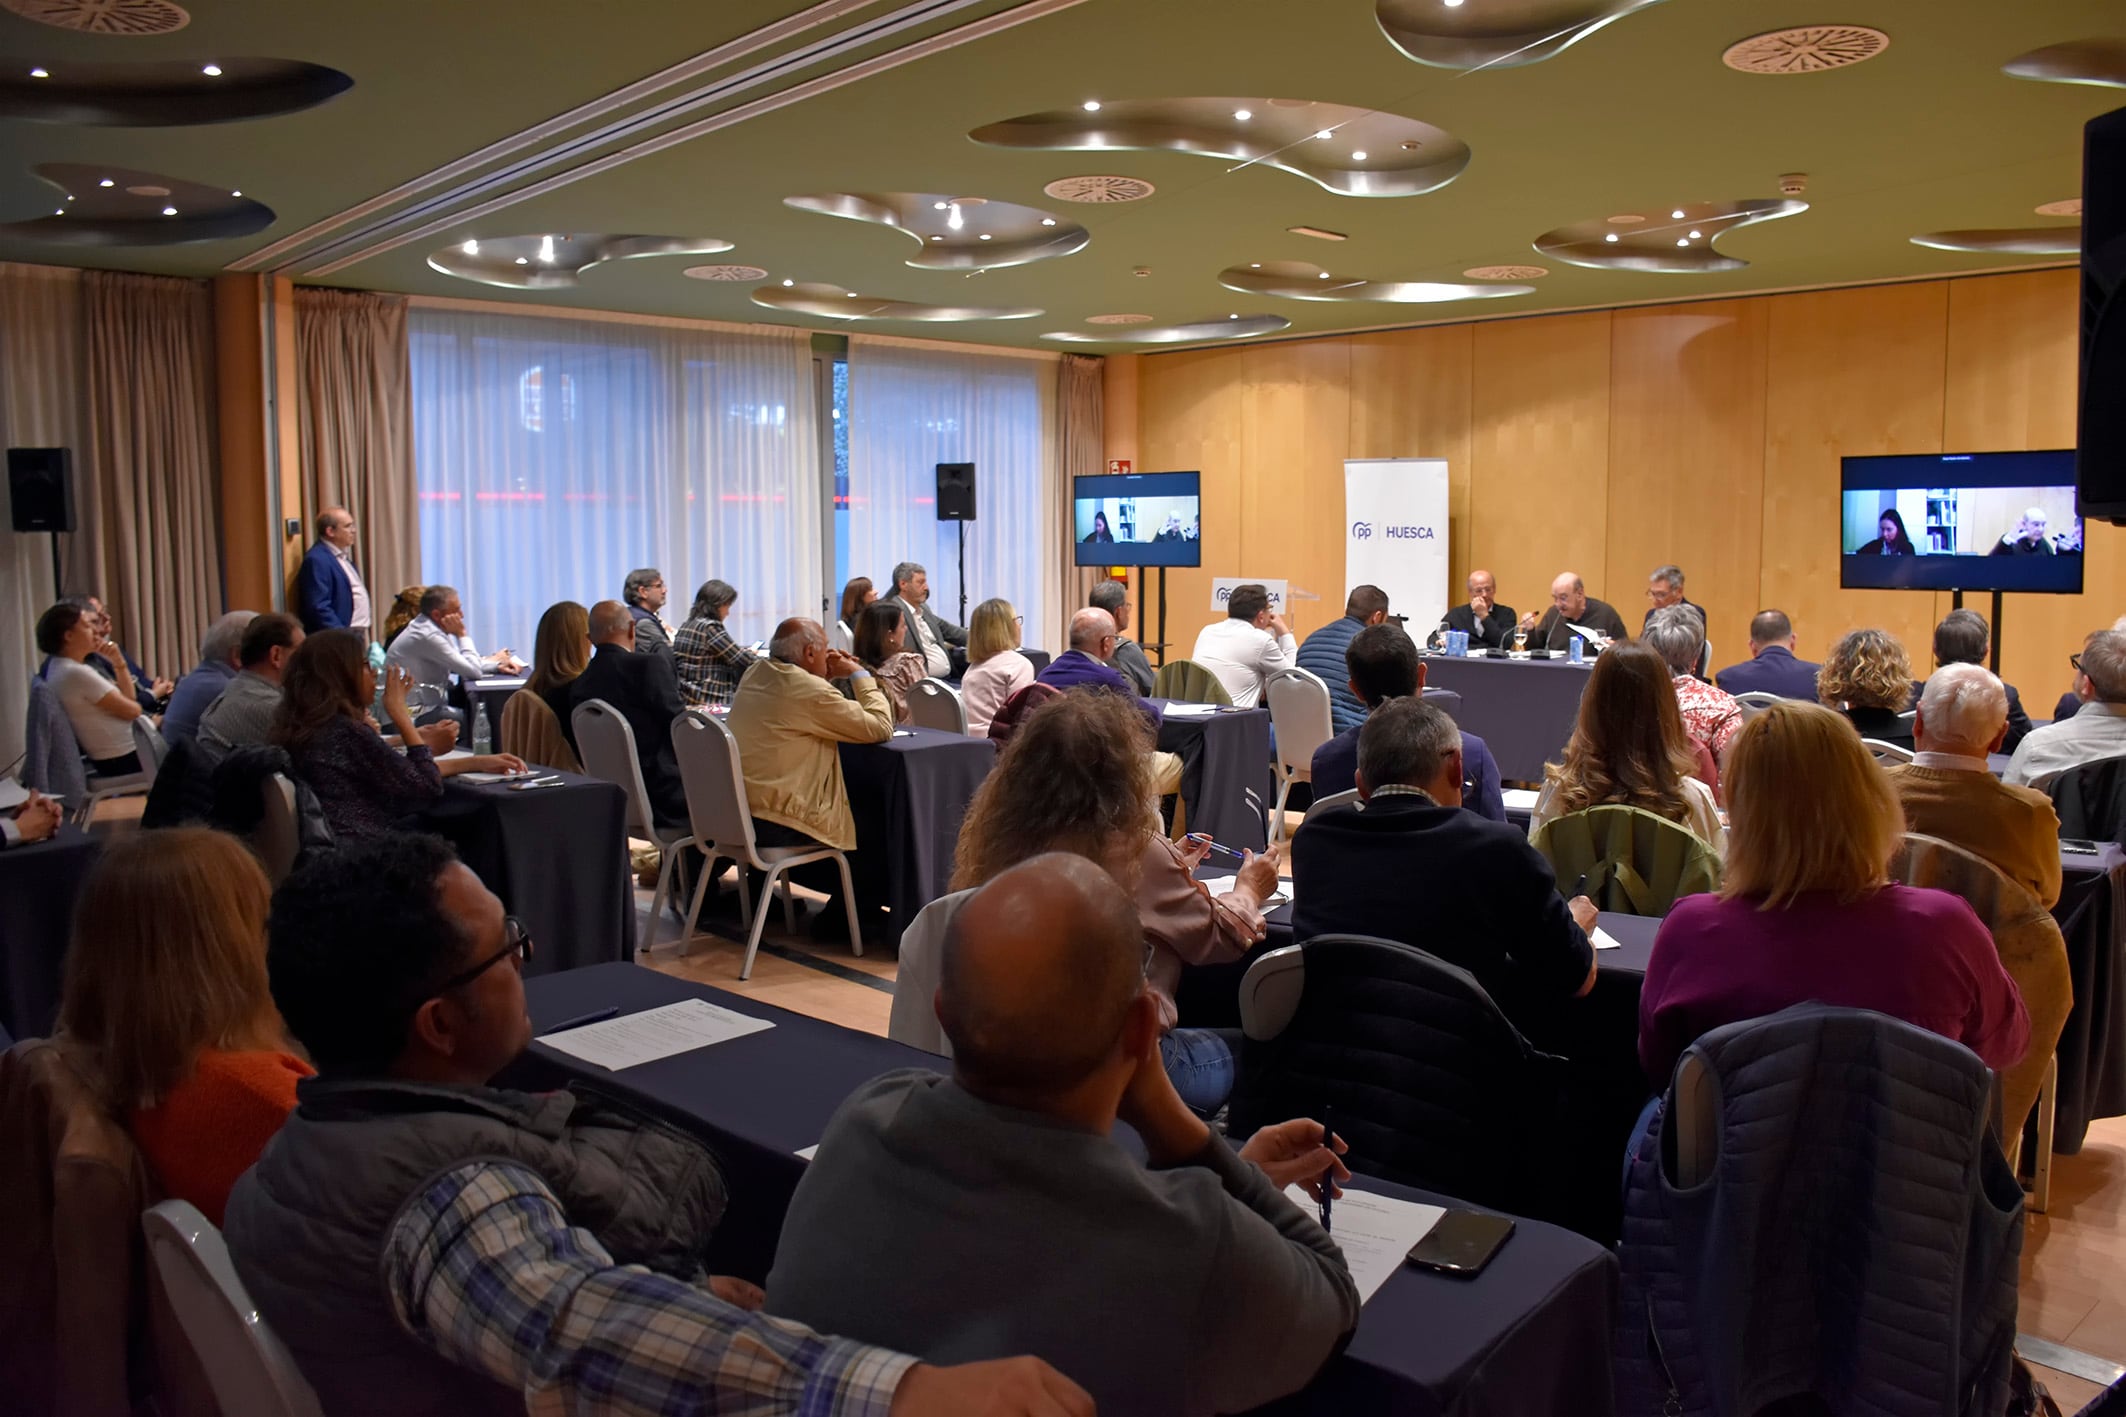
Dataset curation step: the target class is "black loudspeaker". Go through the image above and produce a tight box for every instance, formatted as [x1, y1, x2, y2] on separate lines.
[8, 447, 76, 533]
[936, 462, 977, 522]
[2077, 105, 2126, 524]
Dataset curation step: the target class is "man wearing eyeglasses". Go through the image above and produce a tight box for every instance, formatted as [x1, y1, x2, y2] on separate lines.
[225, 834, 1091, 1417]
[2005, 630, 2126, 787]
[1089, 580, 1155, 696]
[1037, 608, 1181, 796]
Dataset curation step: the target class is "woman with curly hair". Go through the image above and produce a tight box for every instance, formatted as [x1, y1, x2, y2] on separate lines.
[1529, 639, 1724, 852]
[1817, 627, 1915, 750]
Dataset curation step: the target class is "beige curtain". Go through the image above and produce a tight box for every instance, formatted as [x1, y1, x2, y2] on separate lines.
[295, 288, 418, 608]
[84, 270, 220, 685]
[1057, 353, 1105, 631]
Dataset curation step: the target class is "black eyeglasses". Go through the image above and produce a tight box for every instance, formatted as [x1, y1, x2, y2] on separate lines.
[434, 916, 533, 994]
[2072, 653, 2085, 675]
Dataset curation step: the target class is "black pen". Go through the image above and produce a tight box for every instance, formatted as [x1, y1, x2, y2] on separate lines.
[1572, 873, 1588, 899]
[1318, 1105, 1335, 1236]
[542, 1005, 620, 1034]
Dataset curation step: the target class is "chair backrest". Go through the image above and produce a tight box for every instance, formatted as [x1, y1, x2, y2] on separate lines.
[1237, 943, 1307, 1040]
[142, 1201, 324, 1417]
[1152, 658, 1232, 706]
[985, 681, 1063, 747]
[1734, 690, 1782, 720]
[1861, 737, 1915, 765]
[1264, 666, 1335, 776]
[906, 679, 968, 736]
[2044, 752, 2126, 843]
[571, 699, 658, 838]
[22, 677, 89, 801]
[1530, 803, 1723, 916]
[133, 716, 170, 773]
[669, 709, 757, 856]
[1301, 787, 1362, 823]
[252, 774, 301, 885]
[887, 890, 974, 1056]
[501, 688, 582, 774]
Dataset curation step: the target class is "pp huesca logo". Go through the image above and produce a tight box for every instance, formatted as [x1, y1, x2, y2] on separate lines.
[1350, 522, 1373, 540]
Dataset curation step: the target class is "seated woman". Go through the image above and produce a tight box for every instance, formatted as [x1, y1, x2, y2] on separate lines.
[1854, 508, 1916, 556]
[57, 828, 311, 1224]
[380, 586, 426, 648]
[1819, 628, 1916, 749]
[853, 601, 929, 725]
[831, 576, 875, 656]
[34, 601, 146, 777]
[1638, 700, 2028, 1089]
[1529, 640, 1725, 854]
[672, 579, 754, 709]
[510, 600, 589, 771]
[951, 690, 1280, 1113]
[959, 598, 1034, 736]
[273, 629, 524, 842]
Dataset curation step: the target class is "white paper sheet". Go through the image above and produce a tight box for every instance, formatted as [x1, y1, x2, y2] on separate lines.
[1591, 925, 1622, 951]
[794, 1144, 819, 1160]
[456, 770, 532, 785]
[1163, 703, 1221, 717]
[536, 999, 773, 1070]
[1199, 873, 1292, 906]
[1499, 787, 1540, 811]
[1284, 1184, 1446, 1305]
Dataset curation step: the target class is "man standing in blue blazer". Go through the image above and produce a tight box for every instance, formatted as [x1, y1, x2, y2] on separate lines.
[295, 506, 372, 636]
[1309, 622, 1504, 822]
[1712, 609, 1821, 702]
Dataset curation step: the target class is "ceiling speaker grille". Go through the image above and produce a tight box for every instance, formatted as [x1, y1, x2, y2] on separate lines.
[684, 264, 769, 281]
[1043, 175, 1155, 204]
[1463, 265, 1549, 280]
[1722, 25, 1889, 74]
[1086, 313, 1155, 324]
[2, 0, 189, 33]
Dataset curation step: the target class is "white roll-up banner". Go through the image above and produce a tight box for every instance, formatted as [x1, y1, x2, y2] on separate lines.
[1343, 458, 1450, 633]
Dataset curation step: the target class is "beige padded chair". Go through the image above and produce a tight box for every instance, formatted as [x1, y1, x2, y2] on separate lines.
[500, 688, 582, 774]
[907, 680, 968, 736]
[886, 890, 974, 1057]
[1152, 659, 1232, 706]
[1862, 738, 1916, 765]
[143, 1202, 323, 1417]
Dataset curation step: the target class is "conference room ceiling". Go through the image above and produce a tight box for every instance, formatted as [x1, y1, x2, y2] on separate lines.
[0, 0, 2118, 350]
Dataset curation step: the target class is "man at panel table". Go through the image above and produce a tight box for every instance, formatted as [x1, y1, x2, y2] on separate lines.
[1517, 571, 1629, 652]
[1443, 569, 1517, 650]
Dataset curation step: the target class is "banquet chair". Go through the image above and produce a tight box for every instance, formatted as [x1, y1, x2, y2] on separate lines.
[985, 681, 1063, 748]
[1530, 804, 1722, 917]
[1301, 788, 1361, 824]
[1861, 738, 1915, 765]
[1152, 659, 1231, 706]
[573, 699, 692, 955]
[2044, 752, 2126, 844]
[143, 1202, 322, 1417]
[501, 688, 582, 774]
[907, 679, 969, 736]
[886, 889, 974, 1056]
[1264, 667, 1334, 843]
[1734, 690, 1782, 721]
[670, 709, 861, 979]
[251, 774, 302, 887]
[22, 678, 156, 826]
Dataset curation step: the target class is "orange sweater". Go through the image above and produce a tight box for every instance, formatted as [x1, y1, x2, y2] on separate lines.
[130, 1048, 312, 1226]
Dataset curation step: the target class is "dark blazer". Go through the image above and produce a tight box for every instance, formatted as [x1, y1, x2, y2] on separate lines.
[1841, 705, 1915, 752]
[567, 643, 688, 828]
[294, 540, 354, 633]
[1445, 602, 1519, 649]
[1290, 796, 1594, 1028]
[1310, 719, 1505, 823]
[1526, 597, 1628, 651]
[1714, 645, 1821, 702]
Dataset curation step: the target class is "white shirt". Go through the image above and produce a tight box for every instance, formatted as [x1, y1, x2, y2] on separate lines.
[333, 543, 372, 631]
[898, 599, 951, 678]
[1911, 750, 1991, 773]
[47, 657, 137, 760]
[1189, 617, 1297, 709]
[386, 614, 499, 696]
[2003, 701, 2126, 787]
[960, 650, 1034, 736]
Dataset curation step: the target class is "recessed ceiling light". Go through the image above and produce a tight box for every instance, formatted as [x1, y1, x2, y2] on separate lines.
[230, 189, 241, 197]
[53, 208, 63, 216]
[1317, 271, 1330, 278]
[1671, 209, 1686, 219]
[1676, 238, 1689, 247]
[947, 203, 964, 231]
[162, 205, 177, 216]
[933, 201, 948, 211]
[201, 63, 222, 77]
[30, 66, 50, 78]
[1250, 262, 1261, 268]
[537, 235, 555, 264]
[1234, 108, 1252, 121]
[1082, 99, 1101, 111]
[1444, 0, 1464, 6]
[782, 278, 794, 287]
[1039, 217, 1056, 226]
[1314, 129, 1333, 140]
[1351, 150, 1368, 161]
[514, 256, 528, 265]
[978, 233, 991, 240]
[98, 178, 113, 187]
[461, 239, 478, 255]
[1687, 229, 1702, 239]
[1605, 233, 1619, 243]
[1229, 314, 1238, 319]
[845, 290, 857, 297]
[929, 235, 944, 242]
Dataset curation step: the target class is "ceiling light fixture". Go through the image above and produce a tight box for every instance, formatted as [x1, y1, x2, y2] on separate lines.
[1671, 209, 1686, 219]
[98, 178, 113, 187]
[201, 63, 222, 76]
[1687, 229, 1702, 239]
[537, 235, 555, 264]
[53, 207, 63, 216]
[1039, 217, 1056, 226]
[1317, 271, 1330, 278]
[947, 202, 964, 231]
[845, 291, 857, 297]
[929, 235, 944, 242]
[514, 256, 528, 265]
[1676, 238, 1689, 247]
[1444, 0, 1465, 6]
[1250, 262, 1261, 268]
[1082, 99, 1101, 111]
[30, 67, 49, 78]
[1351, 150, 1368, 161]
[1234, 108, 1252, 120]
[1605, 233, 1619, 242]
[162, 205, 177, 215]
[978, 233, 992, 240]
[230, 189, 241, 197]
[1229, 314, 1238, 319]
[462, 239, 478, 255]
[933, 201, 947, 211]
[1314, 129, 1333, 140]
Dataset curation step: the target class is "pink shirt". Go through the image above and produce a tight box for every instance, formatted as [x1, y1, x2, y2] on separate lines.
[1672, 673, 1744, 764]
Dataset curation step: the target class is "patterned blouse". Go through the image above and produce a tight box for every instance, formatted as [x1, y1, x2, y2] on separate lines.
[672, 615, 754, 708]
[869, 652, 929, 725]
[1672, 672, 1744, 764]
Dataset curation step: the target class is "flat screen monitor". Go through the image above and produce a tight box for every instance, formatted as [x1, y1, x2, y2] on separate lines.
[1839, 451, 2084, 594]
[1073, 470, 1202, 567]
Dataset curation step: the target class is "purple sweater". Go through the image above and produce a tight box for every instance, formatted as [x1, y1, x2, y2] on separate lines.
[1639, 884, 2029, 1087]
[289, 713, 444, 842]
[1037, 651, 1162, 733]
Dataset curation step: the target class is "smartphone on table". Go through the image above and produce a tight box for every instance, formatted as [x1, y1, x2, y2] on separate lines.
[1406, 1210, 1515, 1278]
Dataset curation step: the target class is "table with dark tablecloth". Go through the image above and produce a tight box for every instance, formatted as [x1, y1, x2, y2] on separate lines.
[1153, 701, 1273, 852]
[416, 771, 632, 974]
[0, 824, 102, 1041]
[2052, 845, 2126, 1150]
[1418, 655, 1593, 782]
[840, 728, 995, 938]
[511, 963, 1616, 1412]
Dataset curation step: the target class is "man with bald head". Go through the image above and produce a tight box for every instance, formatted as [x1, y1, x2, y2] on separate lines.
[1517, 571, 1627, 653]
[161, 609, 258, 747]
[769, 854, 1358, 1416]
[726, 616, 892, 860]
[1037, 608, 1175, 787]
[1444, 569, 1517, 650]
[567, 598, 691, 826]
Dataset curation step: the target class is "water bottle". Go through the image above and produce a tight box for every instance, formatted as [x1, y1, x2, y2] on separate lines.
[472, 702, 492, 755]
[1568, 633, 1585, 665]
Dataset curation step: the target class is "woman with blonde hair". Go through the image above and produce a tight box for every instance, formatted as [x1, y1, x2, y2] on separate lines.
[509, 600, 590, 771]
[1637, 700, 2027, 1088]
[1818, 627, 1915, 750]
[1530, 640, 1724, 852]
[57, 828, 311, 1223]
[381, 586, 426, 649]
[958, 598, 1034, 736]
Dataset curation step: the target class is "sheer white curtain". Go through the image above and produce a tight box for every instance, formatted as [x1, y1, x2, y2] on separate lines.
[846, 335, 1060, 651]
[408, 303, 822, 652]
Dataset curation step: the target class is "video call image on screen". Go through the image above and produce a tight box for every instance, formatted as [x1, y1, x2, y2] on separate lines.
[1073, 471, 1202, 567]
[1839, 451, 2084, 594]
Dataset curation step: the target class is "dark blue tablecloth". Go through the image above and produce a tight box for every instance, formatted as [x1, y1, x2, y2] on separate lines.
[0, 823, 102, 1040]
[510, 963, 1615, 1414]
[840, 728, 995, 939]
[1153, 701, 1273, 852]
[1418, 655, 1594, 782]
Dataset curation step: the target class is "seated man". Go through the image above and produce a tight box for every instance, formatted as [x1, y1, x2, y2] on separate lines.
[883, 561, 965, 678]
[224, 834, 1078, 1417]
[1038, 609, 1181, 791]
[767, 853, 1358, 1417]
[1295, 585, 1390, 734]
[725, 617, 894, 855]
[1190, 583, 1295, 709]
[197, 613, 304, 765]
[1645, 606, 1742, 768]
[1293, 698, 1598, 1029]
[1888, 663, 2061, 909]
[1310, 623, 1503, 821]
[2006, 629, 2126, 787]
[1714, 609, 1821, 701]
[623, 567, 672, 655]
[1641, 565, 1708, 677]
[1990, 507, 2057, 556]
[1089, 580, 1154, 695]
[385, 585, 525, 710]
[1517, 572, 1628, 653]
[1443, 568, 1516, 650]
[567, 601, 690, 828]
[161, 611, 256, 747]
[1930, 609, 2035, 752]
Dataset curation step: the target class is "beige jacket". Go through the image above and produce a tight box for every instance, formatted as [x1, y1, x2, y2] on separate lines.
[726, 659, 894, 849]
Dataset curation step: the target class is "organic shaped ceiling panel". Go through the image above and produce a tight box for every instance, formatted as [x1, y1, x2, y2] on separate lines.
[427, 233, 733, 289]
[1910, 227, 2080, 256]
[1042, 314, 1291, 345]
[1, 0, 190, 34]
[1376, 0, 1669, 70]
[0, 57, 351, 125]
[783, 192, 1088, 270]
[751, 282, 1041, 322]
[0, 162, 270, 245]
[2002, 38, 2126, 88]
[1218, 259, 1536, 303]
[1535, 198, 1808, 272]
[970, 98, 1469, 198]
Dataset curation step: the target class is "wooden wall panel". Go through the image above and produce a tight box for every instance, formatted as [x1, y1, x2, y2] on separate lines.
[1470, 312, 1612, 624]
[1606, 301, 1768, 671]
[1238, 338, 1351, 639]
[1346, 325, 1475, 598]
[1137, 346, 1246, 660]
